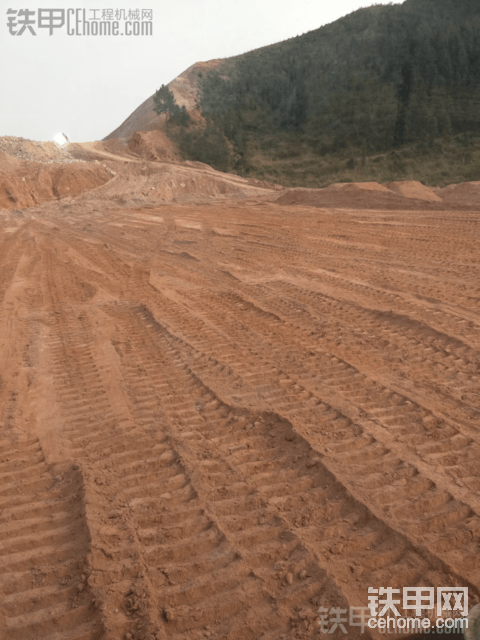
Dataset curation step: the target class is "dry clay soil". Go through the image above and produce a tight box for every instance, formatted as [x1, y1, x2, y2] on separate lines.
[1, 139, 480, 640]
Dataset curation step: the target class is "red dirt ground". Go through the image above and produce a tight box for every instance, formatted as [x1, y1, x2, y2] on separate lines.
[0, 137, 479, 640]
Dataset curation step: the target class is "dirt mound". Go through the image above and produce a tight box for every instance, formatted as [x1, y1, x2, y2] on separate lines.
[0, 135, 81, 164]
[127, 130, 179, 162]
[326, 181, 392, 192]
[104, 59, 223, 140]
[0, 160, 111, 209]
[0, 134, 277, 211]
[89, 160, 277, 206]
[276, 182, 422, 209]
[434, 180, 480, 207]
[277, 179, 480, 209]
[384, 180, 443, 202]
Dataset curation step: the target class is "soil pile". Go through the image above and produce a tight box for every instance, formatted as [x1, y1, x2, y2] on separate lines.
[0, 134, 277, 210]
[327, 181, 391, 192]
[383, 180, 443, 202]
[0, 151, 111, 209]
[86, 159, 277, 206]
[434, 180, 480, 207]
[0, 135, 81, 164]
[276, 181, 432, 209]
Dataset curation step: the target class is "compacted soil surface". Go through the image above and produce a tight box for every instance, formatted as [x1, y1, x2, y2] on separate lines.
[0, 140, 479, 640]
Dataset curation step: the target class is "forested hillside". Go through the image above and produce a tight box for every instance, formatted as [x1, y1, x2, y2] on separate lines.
[171, 0, 480, 186]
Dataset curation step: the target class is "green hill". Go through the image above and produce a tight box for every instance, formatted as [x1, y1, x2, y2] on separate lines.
[170, 0, 480, 186]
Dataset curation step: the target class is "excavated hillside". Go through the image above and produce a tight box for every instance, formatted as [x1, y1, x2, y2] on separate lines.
[104, 59, 222, 140]
[0, 135, 479, 640]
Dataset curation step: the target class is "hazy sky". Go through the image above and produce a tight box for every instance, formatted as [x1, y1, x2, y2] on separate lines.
[0, 0, 404, 142]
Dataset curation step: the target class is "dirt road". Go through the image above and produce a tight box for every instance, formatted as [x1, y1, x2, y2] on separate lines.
[1, 170, 479, 639]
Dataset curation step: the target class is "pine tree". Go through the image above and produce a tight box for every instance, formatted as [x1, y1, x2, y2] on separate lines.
[153, 85, 180, 121]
